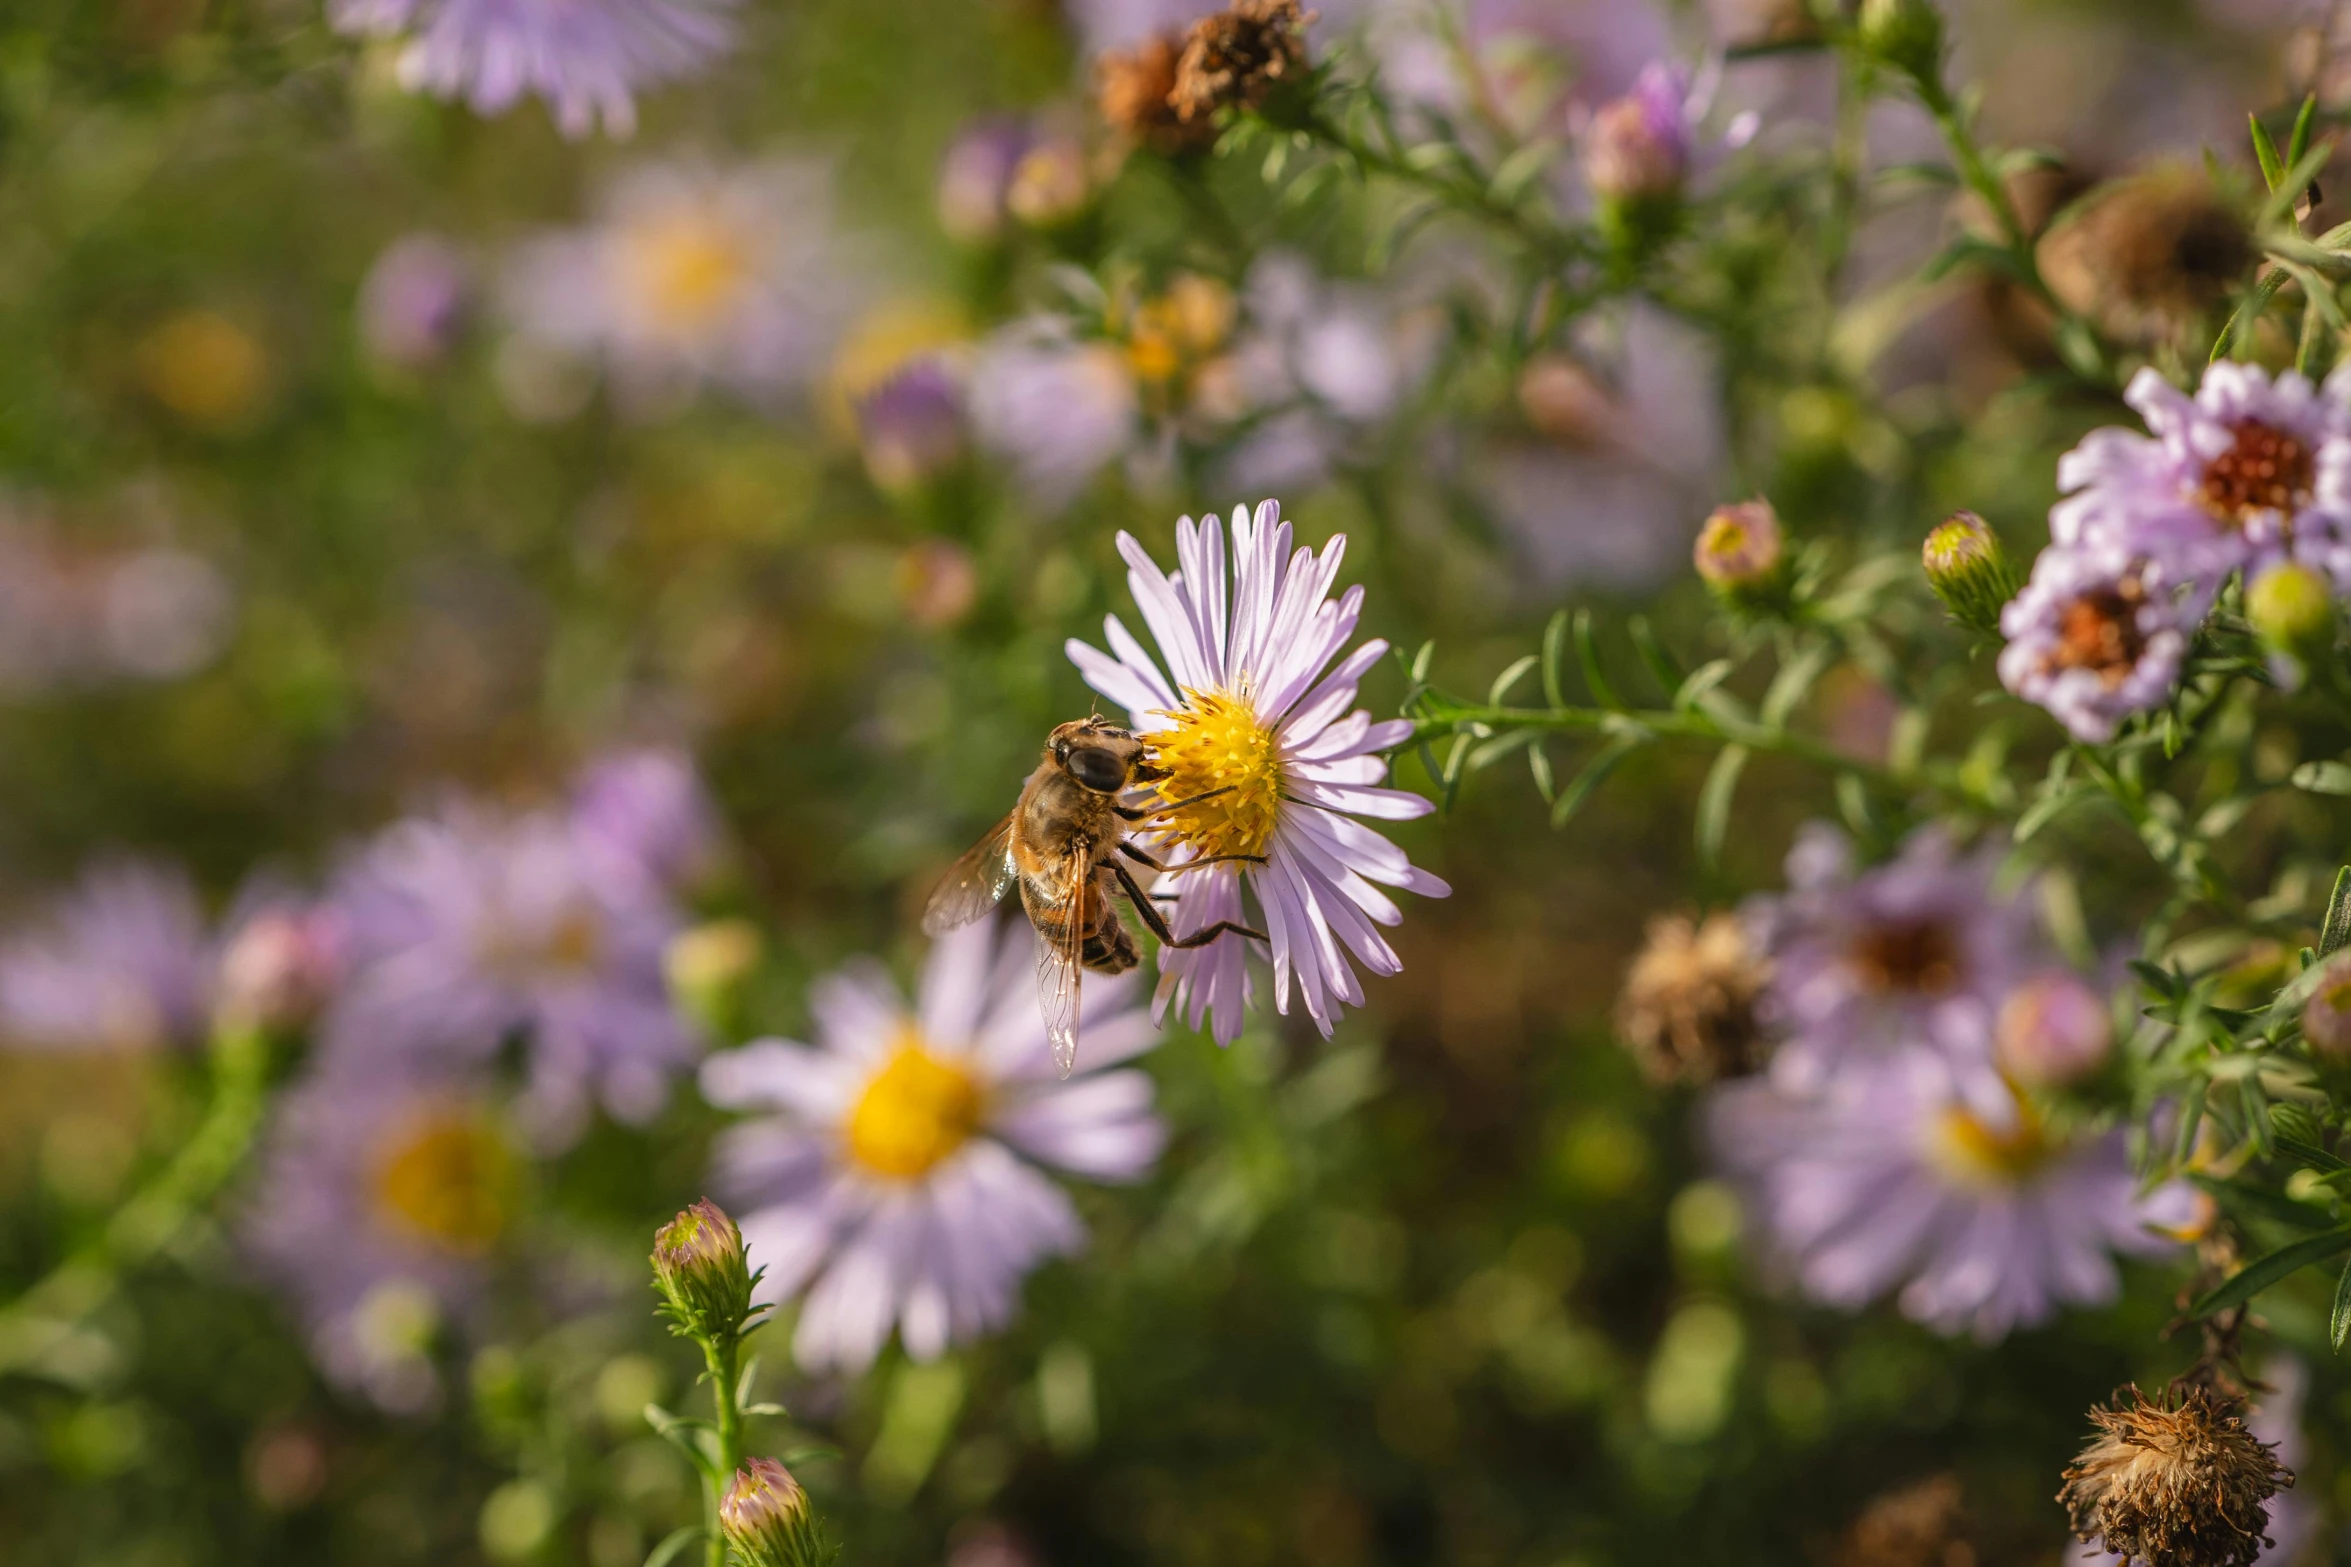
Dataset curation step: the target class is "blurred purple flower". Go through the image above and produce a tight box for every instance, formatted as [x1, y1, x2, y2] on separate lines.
[968, 326, 1140, 506]
[242, 1059, 517, 1412]
[700, 917, 1165, 1374]
[1585, 62, 1694, 204]
[856, 359, 969, 491]
[936, 118, 1035, 245]
[500, 158, 860, 413]
[1998, 547, 2197, 743]
[1750, 825, 2030, 1103]
[0, 859, 213, 1052]
[569, 745, 721, 892]
[1710, 1070, 2199, 1341]
[330, 0, 735, 139]
[359, 235, 472, 372]
[324, 793, 695, 1147]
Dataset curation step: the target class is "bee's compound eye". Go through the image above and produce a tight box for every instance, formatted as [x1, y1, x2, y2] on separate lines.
[1067, 746, 1126, 792]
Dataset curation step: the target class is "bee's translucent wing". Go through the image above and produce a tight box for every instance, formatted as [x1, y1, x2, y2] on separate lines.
[1034, 847, 1086, 1078]
[922, 816, 1018, 936]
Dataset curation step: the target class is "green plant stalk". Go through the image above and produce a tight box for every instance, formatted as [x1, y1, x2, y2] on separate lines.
[702, 1332, 745, 1567]
[0, 1019, 272, 1376]
[1293, 103, 1588, 267]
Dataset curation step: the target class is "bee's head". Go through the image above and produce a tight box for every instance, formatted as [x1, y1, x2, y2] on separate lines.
[1048, 716, 1153, 793]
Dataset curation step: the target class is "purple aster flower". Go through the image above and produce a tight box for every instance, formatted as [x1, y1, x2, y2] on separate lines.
[241, 1058, 518, 1412]
[1750, 825, 2030, 1101]
[967, 325, 1140, 506]
[935, 117, 1035, 246]
[857, 358, 969, 491]
[1709, 1070, 2199, 1341]
[2052, 364, 2351, 593]
[0, 859, 214, 1052]
[1997, 546, 2198, 744]
[1066, 500, 1451, 1043]
[699, 917, 1165, 1374]
[1584, 62, 1694, 204]
[568, 745, 721, 892]
[500, 158, 859, 412]
[324, 794, 695, 1148]
[358, 234, 472, 372]
[329, 0, 735, 139]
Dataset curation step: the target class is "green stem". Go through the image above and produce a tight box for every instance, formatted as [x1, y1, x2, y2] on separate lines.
[0, 1021, 272, 1377]
[703, 1334, 744, 1567]
[1294, 104, 1588, 267]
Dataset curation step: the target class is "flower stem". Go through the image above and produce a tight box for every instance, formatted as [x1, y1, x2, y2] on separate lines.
[1293, 101, 1588, 268]
[703, 1334, 744, 1567]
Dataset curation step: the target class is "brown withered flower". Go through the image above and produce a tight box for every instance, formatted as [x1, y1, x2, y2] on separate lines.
[2038, 163, 2253, 345]
[2059, 1384, 2291, 1567]
[1832, 1474, 1976, 1567]
[1172, 0, 1312, 125]
[1614, 911, 1769, 1085]
[1096, 32, 1215, 156]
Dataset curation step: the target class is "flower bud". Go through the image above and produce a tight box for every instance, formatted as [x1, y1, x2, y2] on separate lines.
[1694, 498, 1790, 613]
[720, 1458, 829, 1567]
[651, 1198, 756, 1343]
[1005, 141, 1092, 230]
[1995, 971, 2111, 1087]
[1921, 511, 2019, 637]
[1586, 64, 1692, 255]
[215, 906, 344, 1032]
[2302, 955, 2351, 1058]
[2247, 560, 2335, 690]
[936, 118, 1032, 245]
[1857, 0, 1945, 83]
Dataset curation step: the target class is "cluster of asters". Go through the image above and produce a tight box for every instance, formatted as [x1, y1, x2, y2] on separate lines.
[1997, 363, 2351, 742]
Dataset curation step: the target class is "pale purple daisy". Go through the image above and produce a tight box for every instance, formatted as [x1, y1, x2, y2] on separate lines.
[329, 0, 735, 139]
[242, 1058, 518, 1413]
[323, 793, 695, 1147]
[358, 234, 472, 372]
[1997, 546, 2198, 744]
[699, 917, 1165, 1375]
[1750, 825, 2030, 1101]
[967, 325, 1141, 507]
[0, 858, 213, 1052]
[1709, 1070, 2200, 1341]
[569, 745, 721, 892]
[1066, 500, 1450, 1044]
[2051, 364, 2351, 593]
[500, 158, 859, 412]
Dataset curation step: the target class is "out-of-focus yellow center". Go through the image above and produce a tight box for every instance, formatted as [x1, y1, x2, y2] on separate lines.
[1150, 688, 1286, 861]
[844, 1036, 984, 1181]
[372, 1109, 516, 1256]
[479, 903, 605, 983]
[1929, 1099, 2055, 1188]
[620, 212, 754, 335]
[1124, 275, 1235, 384]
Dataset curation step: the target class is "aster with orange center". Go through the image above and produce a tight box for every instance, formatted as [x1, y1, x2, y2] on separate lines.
[1997, 546, 2196, 743]
[1066, 499, 1450, 1044]
[699, 918, 1165, 1374]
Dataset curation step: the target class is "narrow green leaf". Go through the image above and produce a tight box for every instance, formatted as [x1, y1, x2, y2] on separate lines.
[2253, 110, 2287, 192]
[2015, 783, 2091, 843]
[2332, 1254, 2351, 1349]
[1409, 640, 1435, 684]
[2189, 1225, 2351, 1319]
[1488, 654, 1540, 707]
[644, 1527, 705, 1567]
[1539, 609, 1569, 709]
[1674, 658, 1737, 712]
[1627, 615, 1682, 697]
[1487, 138, 1559, 204]
[2189, 1172, 2339, 1233]
[2322, 867, 2351, 957]
[2292, 760, 2351, 795]
[1551, 734, 1643, 828]
[1572, 609, 1623, 710]
[1695, 745, 1750, 869]
[2127, 958, 2182, 999]
[2277, 1134, 2351, 1173]
[1761, 641, 1834, 728]
[2290, 94, 2322, 172]
[1527, 741, 1555, 803]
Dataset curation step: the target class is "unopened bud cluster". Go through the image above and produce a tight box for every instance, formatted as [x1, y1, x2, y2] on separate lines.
[1858, 0, 1946, 83]
[1922, 511, 2019, 636]
[1694, 498, 1792, 615]
[720, 1458, 832, 1567]
[651, 1198, 758, 1344]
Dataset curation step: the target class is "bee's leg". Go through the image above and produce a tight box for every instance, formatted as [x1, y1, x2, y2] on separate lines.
[1110, 860, 1269, 949]
[1113, 784, 1236, 822]
[1117, 841, 1267, 874]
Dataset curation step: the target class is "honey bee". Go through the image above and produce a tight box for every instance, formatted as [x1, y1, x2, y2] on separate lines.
[923, 716, 1268, 1075]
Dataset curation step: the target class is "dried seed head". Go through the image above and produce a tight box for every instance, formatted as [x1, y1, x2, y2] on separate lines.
[1096, 33, 1215, 156]
[1832, 1474, 1977, 1567]
[2059, 1384, 2291, 1567]
[1172, 0, 1313, 126]
[2039, 164, 2253, 345]
[1615, 912, 1770, 1086]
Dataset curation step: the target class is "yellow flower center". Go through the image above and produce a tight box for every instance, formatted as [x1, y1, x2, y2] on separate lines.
[844, 1035, 985, 1182]
[620, 212, 755, 335]
[1929, 1099, 2056, 1188]
[478, 903, 606, 983]
[1149, 688, 1287, 861]
[371, 1109, 516, 1257]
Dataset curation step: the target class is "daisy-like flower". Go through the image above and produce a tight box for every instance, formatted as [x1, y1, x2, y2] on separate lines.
[1997, 545, 2198, 743]
[0, 858, 212, 1052]
[699, 918, 1165, 1374]
[1709, 1070, 2199, 1340]
[501, 158, 858, 411]
[967, 325, 1142, 506]
[1750, 825, 2029, 1099]
[569, 745, 721, 892]
[330, 0, 735, 139]
[2051, 364, 2351, 593]
[1067, 499, 1449, 1043]
[242, 1059, 519, 1412]
[324, 788, 695, 1147]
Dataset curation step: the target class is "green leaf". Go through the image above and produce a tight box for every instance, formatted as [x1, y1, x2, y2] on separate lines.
[2253, 109, 2287, 192]
[1761, 641, 1834, 728]
[2290, 94, 2322, 171]
[1487, 138, 1559, 205]
[2189, 1225, 2351, 1318]
[1572, 609, 1623, 710]
[644, 1405, 721, 1480]
[1627, 615, 1682, 697]
[1540, 609, 1569, 708]
[2322, 867, 2351, 957]
[1695, 746, 1750, 870]
[2277, 1134, 2351, 1173]
[1409, 640, 1435, 684]
[2334, 1254, 2351, 1349]
[2015, 783, 2093, 843]
[2289, 760, 2351, 795]
[644, 1527, 704, 1567]
[1674, 658, 1737, 712]
[1552, 734, 1644, 827]
[1527, 741, 1554, 803]
[2189, 1172, 2339, 1233]
[1488, 654, 1540, 706]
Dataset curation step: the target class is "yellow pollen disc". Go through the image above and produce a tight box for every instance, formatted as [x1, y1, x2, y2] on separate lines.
[1929, 1099, 2056, 1188]
[1150, 688, 1286, 861]
[844, 1035, 984, 1182]
[621, 212, 754, 335]
[372, 1109, 516, 1257]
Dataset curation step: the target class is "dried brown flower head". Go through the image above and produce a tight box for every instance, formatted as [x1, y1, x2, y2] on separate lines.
[1615, 911, 1769, 1085]
[1172, 0, 1312, 126]
[1833, 1474, 1976, 1567]
[1096, 32, 1215, 156]
[2038, 163, 2253, 345]
[2059, 1384, 2292, 1567]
